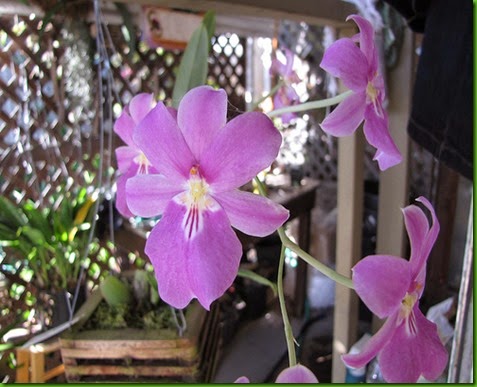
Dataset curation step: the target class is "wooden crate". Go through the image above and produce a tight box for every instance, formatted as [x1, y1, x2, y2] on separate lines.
[59, 290, 221, 383]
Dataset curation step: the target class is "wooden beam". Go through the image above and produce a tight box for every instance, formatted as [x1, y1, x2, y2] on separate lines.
[112, 0, 356, 27]
[375, 27, 414, 259]
[372, 27, 413, 333]
[332, 130, 364, 382]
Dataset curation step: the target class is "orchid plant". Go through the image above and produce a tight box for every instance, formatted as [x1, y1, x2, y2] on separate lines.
[112, 12, 447, 383]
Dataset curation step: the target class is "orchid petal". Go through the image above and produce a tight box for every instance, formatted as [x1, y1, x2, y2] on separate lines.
[320, 38, 368, 91]
[352, 255, 411, 318]
[275, 365, 319, 383]
[347, 15, 378, 74]
[115, 146, 138, 174]
[234, 376, 250, 383]
[134, 102, 196, 182]
[283, 48, 295, 76]
[114, 110, 135, 146]
[319, 92, 366, 136]
[178, 86, 227, 160]
[214, 189, 289, 237]
[201, 112, 281, 192]
[129, 93, 155, 124]
[115, 165, 137, 218]
[378, 305, 448, 383]
[363, 105, 402, 171]
[342, 312, 399, 369]
[146, 198, 242, 309]
[126, 174, 183, 217]
[410, 197, 439, 284]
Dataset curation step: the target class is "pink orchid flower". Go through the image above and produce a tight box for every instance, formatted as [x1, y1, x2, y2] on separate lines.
[270, 48, 300, 124]
[342, 197, 448, 383]
[114, 93, 177, 217]
[114, 93, 158, 217]
[125, 85, 289, 309]
[319, 15, 402, 171]
[236, 364, 318, 383]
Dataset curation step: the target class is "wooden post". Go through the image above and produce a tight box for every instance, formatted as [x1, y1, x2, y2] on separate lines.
[332, 130, 364, 382]
[372, 26, 414, 334]
[15, 348, 30, 383]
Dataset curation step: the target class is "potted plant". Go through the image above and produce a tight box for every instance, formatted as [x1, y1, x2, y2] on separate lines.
[0, 185, 98, 328]
[59, 270, 220, 383]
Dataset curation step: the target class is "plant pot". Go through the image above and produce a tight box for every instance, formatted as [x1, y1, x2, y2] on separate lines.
[59, 290, 221, 382]
[50, 285, 86, 328]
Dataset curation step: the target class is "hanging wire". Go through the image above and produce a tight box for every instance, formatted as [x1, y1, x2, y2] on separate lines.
[169, 306, 187, 337]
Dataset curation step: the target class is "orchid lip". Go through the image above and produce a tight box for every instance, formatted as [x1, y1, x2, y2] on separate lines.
[134, 152, 151, 174]
[178, 165, 218, 240]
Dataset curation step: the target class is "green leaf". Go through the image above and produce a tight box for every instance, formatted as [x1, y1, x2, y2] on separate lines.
[23, 201, 52, 240]
[237, 269, 278, 296]
[202, 10, 216, 44]
[171, 24, 209, 107]
[20, 226, 46, 245]
[100, 275, 132, 307]
[0, 196, 27, 229]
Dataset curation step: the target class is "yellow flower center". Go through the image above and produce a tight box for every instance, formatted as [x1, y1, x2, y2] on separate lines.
[179, 166, 216, 240]
[134, 152, 151, 174]
[400, 291, 419, 336]
[366, 81, 378, 103]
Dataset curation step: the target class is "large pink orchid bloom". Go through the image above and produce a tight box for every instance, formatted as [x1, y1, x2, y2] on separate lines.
[235, 364, 318, 383]
[270, 48, 300, 124]
[319, 15, 402, 171]
[125, 85, 289, 309]
[114, 93, 158, 217]
[342, 197, 448, 383]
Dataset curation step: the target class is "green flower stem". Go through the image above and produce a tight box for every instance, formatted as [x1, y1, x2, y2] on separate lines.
[253, 177, 354, 290]
[251, 79, 285, 111]
[267, 90, 353, 118]
[278, 243, 297, 367]
[277, 228, 354, 289]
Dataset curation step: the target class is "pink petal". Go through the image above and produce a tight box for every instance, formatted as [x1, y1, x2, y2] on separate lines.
[115, 165, 137, 218]
[178, 86, 227, 160]
[347, 15, 378, 74]
[200, 112, 281, 192]
[342, 312, 399, 369]
[283, 48, 295, 76]
[273, 89, 298, 124]
[234, 376, 250, 383]
[378, 304, 448, 383]
[275, 365, 319, 383]
[214, 189, 289, 237]
[319, 91, 366, 136]
[134, 102, 196, 182]
[146, 198, 242, 309]
[320, 38, 368, 92]
[352, 255, 411, 318]
[115, 146, 138, 173]
[363, 105, 402, 171]
[114, 110, 135, 146]
[128, 93, 155, 124]
[410, 197, 439, 285]
[125, 174, 183, 218]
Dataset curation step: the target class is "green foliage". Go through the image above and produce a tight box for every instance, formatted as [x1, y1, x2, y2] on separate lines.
[100, 275, 132, 307]
[83, 271, 176, 331]
[171, 11, 216, 107]
[0, 186, 97, 292]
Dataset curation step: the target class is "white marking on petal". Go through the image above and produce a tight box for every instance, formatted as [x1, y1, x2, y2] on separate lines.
[179, 166, 219, 240]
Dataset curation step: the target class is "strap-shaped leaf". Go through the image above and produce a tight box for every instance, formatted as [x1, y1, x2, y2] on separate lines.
[171, 24, 209, 107]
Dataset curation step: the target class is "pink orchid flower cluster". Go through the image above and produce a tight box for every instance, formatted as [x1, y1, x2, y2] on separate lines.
[113, 14, 447, 384]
